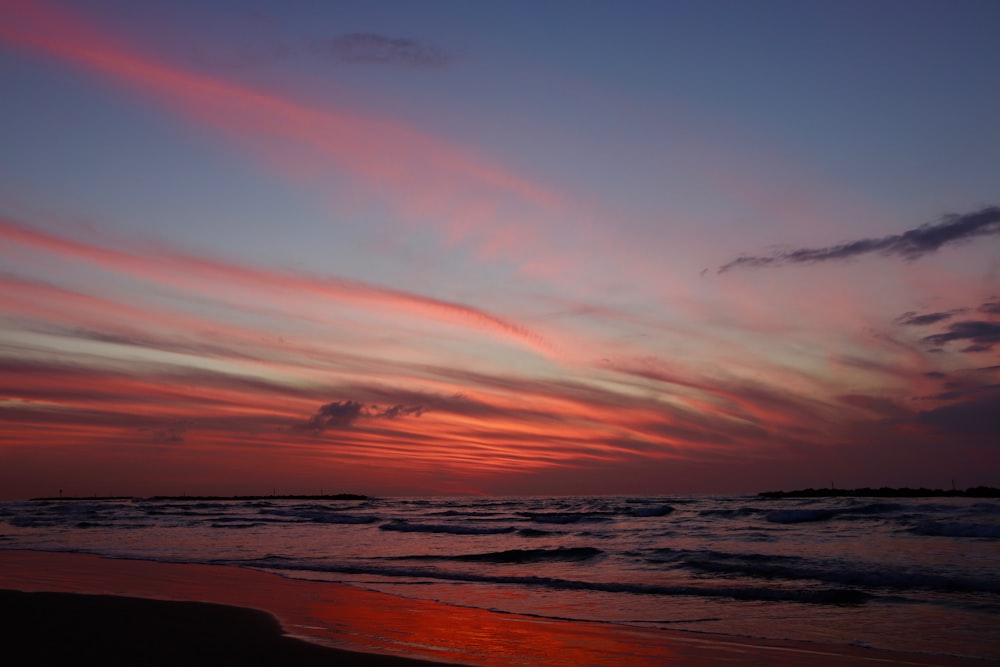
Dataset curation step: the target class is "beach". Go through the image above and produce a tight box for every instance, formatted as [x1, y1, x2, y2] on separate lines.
[3, 1, 999, 661]
[0, 550, 987, 666]
[3, 589, 439, 666]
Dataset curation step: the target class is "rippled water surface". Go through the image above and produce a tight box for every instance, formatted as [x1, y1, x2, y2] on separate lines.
[2, 495, 998, 659]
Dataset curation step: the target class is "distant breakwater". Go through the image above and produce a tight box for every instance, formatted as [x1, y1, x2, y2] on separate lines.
[759, 487, 999, 499]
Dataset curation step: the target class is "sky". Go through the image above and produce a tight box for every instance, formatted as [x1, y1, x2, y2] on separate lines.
[1, 0, 998, 499]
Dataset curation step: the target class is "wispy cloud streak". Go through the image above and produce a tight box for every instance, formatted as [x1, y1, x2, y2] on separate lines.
[196, 32, 452, 70]
[0, 0, 561, 224]
[895, 311, 959, 327]
[718, 206, 1000, 273]
[307, 33, 453, 68]
[924, 321, 1000, 353]
[895, 299, 1000, 353]
[0, 217, 553, 354]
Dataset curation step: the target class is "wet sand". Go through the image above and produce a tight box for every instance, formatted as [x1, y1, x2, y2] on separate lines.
[0, 550, 984, 666]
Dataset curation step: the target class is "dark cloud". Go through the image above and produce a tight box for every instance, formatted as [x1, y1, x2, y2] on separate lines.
[377, 404, 424, 419]
[895, 299, 1000, 354]
[923, 320, 1000, 353]
[910, 363, 1000, 402]
[310, 400, 366, 429]
[979, 299, 1000, 315]
[718, 206, 1000, 273]
[895, 311, 958, 327]
[151, 427, 186, 445]
[194, 32, 453, 71]
[916, 389, 1000, 440]
[302, 399, 424, 433]
[307, 33, 453, 68]
[931, 383, 1000, 402]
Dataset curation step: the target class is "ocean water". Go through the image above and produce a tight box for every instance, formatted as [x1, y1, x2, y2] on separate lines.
[1, 495, 998, 661]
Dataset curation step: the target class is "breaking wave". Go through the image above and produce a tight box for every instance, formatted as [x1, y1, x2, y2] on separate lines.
[243, 558, 872, 605]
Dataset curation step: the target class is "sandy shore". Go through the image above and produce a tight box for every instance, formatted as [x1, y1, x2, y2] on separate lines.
[0, 550, 986, 666]
[4, 589, 445, 666]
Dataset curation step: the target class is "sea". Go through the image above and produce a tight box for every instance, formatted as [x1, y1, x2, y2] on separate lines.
[1, 494, 998, 662]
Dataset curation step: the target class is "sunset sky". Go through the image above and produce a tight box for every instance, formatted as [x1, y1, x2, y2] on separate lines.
[1, 0, 998, 499]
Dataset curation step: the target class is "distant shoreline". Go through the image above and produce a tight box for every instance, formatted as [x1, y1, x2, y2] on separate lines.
[758, 486, 1000, 498]
[30, 493, 369, 502]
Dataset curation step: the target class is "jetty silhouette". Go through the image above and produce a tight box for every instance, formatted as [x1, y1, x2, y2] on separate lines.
[758, 486, 999, 498]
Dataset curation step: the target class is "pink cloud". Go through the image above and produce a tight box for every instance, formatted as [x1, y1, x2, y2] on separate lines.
[0, 0, 564, 249]
[0, 216, 554, 355]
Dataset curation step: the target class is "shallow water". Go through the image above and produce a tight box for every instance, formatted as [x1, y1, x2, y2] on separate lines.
[2, 495, 998, 660]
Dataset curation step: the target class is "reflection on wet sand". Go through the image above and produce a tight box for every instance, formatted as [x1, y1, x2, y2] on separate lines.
[0, 551, 981, 667]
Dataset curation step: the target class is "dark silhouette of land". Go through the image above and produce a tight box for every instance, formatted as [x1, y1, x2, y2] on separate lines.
[759, 486, 1000, 499]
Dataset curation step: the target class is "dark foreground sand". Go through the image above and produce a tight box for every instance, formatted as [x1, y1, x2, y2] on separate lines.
[4, 589, 442, 666]
[0, 550, 986, 666]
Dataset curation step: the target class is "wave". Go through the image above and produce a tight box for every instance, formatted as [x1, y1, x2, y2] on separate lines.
[519, 512, 615, 524]
[9, 501, 138, 527]
[257, 507, 379, 524]
[517, 503, 677, 522]
[965, 502, 1000, 515]
[764, 503, 902, 524]
[764, 509, 838, 523]
[643, 547, 1000, 595]
[699, 507, 763, 518]
[517, 528, 560, 538]
[910, 521, 1000, 539]
[379, 521, 516, 535]
[395, 546, 603, 564]
[247, 558, 871, 605]
[425, 509, 506, 518]
[10, 515, 61, 528]
[630, 505, 675, 517]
